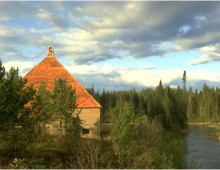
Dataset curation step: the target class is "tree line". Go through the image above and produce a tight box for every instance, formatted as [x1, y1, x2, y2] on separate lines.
[88, 71, 220, 125]
[187, 84, 220, 122]
[88, 80, 188, 132]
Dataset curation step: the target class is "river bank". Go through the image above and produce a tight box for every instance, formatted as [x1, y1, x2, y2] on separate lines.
[189, 122, 220, 126]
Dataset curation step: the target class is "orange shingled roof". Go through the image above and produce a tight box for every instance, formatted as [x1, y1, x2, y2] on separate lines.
[24, 47, 101, 108]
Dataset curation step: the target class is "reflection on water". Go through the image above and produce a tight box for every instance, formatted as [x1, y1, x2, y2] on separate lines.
[185, 125, 220, 169]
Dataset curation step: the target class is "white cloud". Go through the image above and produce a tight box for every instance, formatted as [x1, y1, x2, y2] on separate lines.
[188, 43, 220, 65]
[189, 53, 220, 65]
[29, 27, 59, 34]
[188, 55, 210, 65]
[0, 26, 26, 37]
[67, 63, 180, 87]
[67, 64, 114, 75]
[111, 69, 183, 87]
[187, 69, 220, 82]
[36, 9, 51, 20]
[199, 46, 217, 52]
[4, 61, 35, 76]
[108, 68, 220, 88]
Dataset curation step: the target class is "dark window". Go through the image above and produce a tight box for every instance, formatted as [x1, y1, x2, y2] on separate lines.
[82, 128, 90, 135]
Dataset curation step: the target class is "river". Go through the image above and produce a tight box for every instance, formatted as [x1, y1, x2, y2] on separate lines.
[185, 125, 220, 168]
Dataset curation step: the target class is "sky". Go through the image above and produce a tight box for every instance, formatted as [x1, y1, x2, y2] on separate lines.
[1, 1, 220, 91]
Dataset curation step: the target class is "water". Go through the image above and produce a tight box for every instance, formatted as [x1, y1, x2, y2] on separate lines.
[185, 125, 220, 168]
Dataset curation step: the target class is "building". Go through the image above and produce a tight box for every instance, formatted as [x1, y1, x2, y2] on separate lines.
[24, 47, 101, 138]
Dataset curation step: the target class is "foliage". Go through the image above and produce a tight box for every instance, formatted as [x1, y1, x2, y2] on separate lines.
[9, 158, 27, 169]
[89, 80, 188, 132]
[0, 64, 35, 154]
[187, 84, 220, 122]
[0, 67, 35, 130]
[110, 106, 186, 169]
[111, 102, 138, 148]
[52, 78, 81, 155]
[182, 70, 187, 91]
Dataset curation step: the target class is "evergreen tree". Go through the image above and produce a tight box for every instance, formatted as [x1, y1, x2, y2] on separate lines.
[0, 61, 5, 80]
[0, 64, 35, 154]
[52, 78, 81, 154]
[186, 95, 193, 120]
[111, 102, 137, 148]
[139, 95, 147, 115]
[182, 70, 187, 91]
[159, 80, 163, 89]
[31, 82, 53, 134]
[0, 67, 35, 130]
[129, 89, 139, 114]
[111, 102, 139, 168]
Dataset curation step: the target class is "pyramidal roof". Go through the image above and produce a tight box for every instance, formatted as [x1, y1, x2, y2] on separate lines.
[24, 47, 101, 108]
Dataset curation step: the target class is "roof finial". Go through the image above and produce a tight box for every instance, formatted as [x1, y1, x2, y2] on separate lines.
[47, 46, 55, 58]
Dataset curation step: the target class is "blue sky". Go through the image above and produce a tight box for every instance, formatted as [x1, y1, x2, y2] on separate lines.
[1, 1, 220, 91]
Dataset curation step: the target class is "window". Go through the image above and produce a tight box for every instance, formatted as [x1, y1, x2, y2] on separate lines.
[82, 128, 90, 135]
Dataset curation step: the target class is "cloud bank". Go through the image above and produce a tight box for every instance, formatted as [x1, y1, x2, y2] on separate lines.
[2, 2, 220, 91]
[1, 2, 220, 65]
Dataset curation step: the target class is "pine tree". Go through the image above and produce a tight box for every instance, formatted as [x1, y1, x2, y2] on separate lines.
[0, 67, 35, 130]
[129, 89, 139, 114]
[0, 64, 35, 154]
[186, 95, 193, 120]
[31, 82, 53, 134]
[111, 102, 137, 148]
[139, 95, 147, 115]
[182, 70, 187, 91]
[0, 61, 5, 80]
[52, 78, 81, 154]
[111, 102, 139, 168]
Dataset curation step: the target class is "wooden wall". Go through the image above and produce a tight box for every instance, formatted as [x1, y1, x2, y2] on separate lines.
[76, 108, 100, 138]
[45, 108, 100, 138]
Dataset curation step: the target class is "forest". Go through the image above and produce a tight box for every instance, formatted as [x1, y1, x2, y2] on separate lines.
[0, 60, 219, 168]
